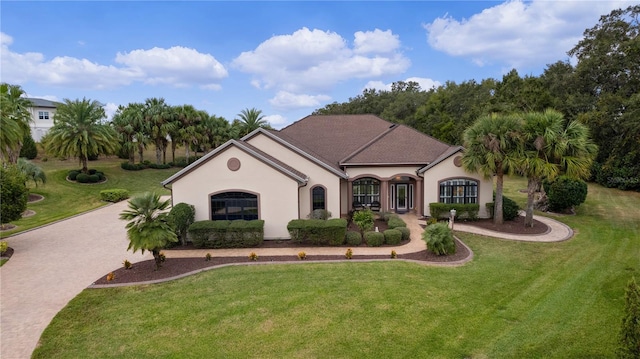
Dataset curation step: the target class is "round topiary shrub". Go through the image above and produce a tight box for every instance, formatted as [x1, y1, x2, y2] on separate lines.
[503, 195, 520, 221]
[383, 229, 402, 245]
[88, 174, 100, 183]
[76, 173, 90, 183]
[68, 170, 80, 181]
[544, 176, 588, 212]
[422, 222, 456, 255]
[395, 226, 411, 241]
[345, 230, 362, 246]
[364, 231, 384, 247]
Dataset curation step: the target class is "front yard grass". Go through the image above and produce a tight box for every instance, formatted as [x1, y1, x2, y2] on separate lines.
[32, 179, 639, 358]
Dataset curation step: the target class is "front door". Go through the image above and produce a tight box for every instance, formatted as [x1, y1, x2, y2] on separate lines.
[396, 184, 408, 212]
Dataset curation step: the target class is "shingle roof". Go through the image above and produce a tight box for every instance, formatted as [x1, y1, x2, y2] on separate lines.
[278, 114, 455, 168]
[25, 98, 60, 108]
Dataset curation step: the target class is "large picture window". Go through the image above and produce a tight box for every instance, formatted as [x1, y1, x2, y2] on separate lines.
[353, 178, 380, 206]
[439, 179, 478, 204]
[311, 186, 326, 211]
[211, 192, 258, 220]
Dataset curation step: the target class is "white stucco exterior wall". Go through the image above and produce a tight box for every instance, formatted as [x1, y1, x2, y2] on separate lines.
[170, 146, 300, 239]
[421, 155, 493, 218]
[345, 166, 421, 180]
[246, 134, 342, 220]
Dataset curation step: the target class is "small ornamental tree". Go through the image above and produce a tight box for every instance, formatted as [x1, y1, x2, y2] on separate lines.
[19, 133, 38, 159]
[618, 277, 640, 359]
[422, 222, 456, 255]
[352, 209, 374, 235]
[168, 202, 195, 246]
[119, 192, 178, 270]
[0, 165, 28, 229]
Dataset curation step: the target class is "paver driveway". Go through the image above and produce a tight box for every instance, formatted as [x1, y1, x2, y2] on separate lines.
[0, 201, 150, 359]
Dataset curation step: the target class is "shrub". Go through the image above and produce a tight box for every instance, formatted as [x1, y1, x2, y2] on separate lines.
[122, 259, 132, 269]
[248, 252, 258, 261]
[426, 217, 438, 226]
[345, 231, 362, 246]
[429, 203, 480, 220]
[106, 272, 115, 282]
[205, 253, 212, 261]
[383, 229, 402, 245]
[390, 250, 397, 259]
[618, 277, 640, 358]
[170, 156, 202, 168]
[297, 251, 306, 260]
[68, 170, 80, 181]
[422, 222, 456, 255]
[345, 248, 353, 259]
[0, 166, 28, 226]
[88, 169, 97, 175]
[287, 218, 347, 245]
[395, 226, 411, 241]
[544, 176, 588, 212]
[353, 209, 374, 234]
[379, 211, 394, 222]
[309, 209, 332, 220]
[486, 195, 520, 221]
[0, 241, 8, 254]
[20, 134, 38, 159]
[364, 231, 384, 247]
[88, 174, 100, 183]
[168, 203, 195, 246]
[148, 163, 172, 169]
[387, 216, 406, 229]
[188, 220, 264, 248]
[120, 162, 146, 171]
[76, 173, 90, 183]
[100, 189, 130, 203]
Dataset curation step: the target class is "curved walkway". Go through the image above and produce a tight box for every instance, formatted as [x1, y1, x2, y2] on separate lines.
[453, 213, 574, 242]
[0, 206, 572, 359]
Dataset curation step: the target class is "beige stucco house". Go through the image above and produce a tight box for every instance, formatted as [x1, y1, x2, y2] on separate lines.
[162, 114, 493, 239]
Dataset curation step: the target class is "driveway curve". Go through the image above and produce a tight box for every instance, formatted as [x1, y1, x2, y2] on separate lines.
[0, 201, 150, 359]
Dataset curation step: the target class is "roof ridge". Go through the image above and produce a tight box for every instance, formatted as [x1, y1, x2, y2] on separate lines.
[339, 123, 398, 164]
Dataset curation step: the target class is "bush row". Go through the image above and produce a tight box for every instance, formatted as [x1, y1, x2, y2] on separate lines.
[99, 189, 130, 202]
[429, 203, 479, 220]
[287, 218, 347, 246]
[188, 220, 264, 248]
[68, 169, 105, 183]
[121, 156, 203, 171]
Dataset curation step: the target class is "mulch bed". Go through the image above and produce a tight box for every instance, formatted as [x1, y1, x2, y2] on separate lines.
[92, 239, 470, 286]
[458, 216, 548, 235]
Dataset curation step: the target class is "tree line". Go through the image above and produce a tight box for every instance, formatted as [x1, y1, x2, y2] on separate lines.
[314, 5, 639, 191]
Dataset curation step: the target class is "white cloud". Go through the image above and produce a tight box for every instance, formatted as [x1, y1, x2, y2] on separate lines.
[269, 91, 331, 110]
[0, 32, 228, 90]
[233, 27, 410, 94]
[353, 29, 400, 54]
[103, 102, 119, 121]
[363, 77, 441, 92]
[424, 0, 637, 69]
[263, 114, 288, 129]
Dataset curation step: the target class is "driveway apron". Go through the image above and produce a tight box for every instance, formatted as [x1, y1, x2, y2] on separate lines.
[0, 201, 149, 359]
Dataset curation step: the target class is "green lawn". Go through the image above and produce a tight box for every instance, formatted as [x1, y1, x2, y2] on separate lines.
[32, 178, 640, 358]
[1, 155, 179, 238]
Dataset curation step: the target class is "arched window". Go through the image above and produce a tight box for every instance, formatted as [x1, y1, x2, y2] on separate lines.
[311, 186, 326, 211]
[439, 179, 478, 204]
[210, 192, 258, 220]
[353, 178, 380, 207]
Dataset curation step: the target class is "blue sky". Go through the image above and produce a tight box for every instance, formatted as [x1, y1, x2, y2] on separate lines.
[1, 1, 634, 128]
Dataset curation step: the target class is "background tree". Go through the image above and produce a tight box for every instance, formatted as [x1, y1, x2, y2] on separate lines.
[236, 107, 268, 137]
[42, 98, 118, 173]
[0, 83, 33, 164]
[618, 277, 640, 359]
[0, 165, 28, 229]
[111, 103, 144, 165]
[143, 98, 175, 165]
[19, 132, 38, 160]
[119, 192, 177, 270]
[168, 202, 195, 246]
[462, 113, 523, 224]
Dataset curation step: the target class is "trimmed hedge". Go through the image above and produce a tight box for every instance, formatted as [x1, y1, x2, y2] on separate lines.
[383, 229, 402, 245]
[486, 195, 519, 221]
[76, 173, 90, 183]
[287, 218, 347, 246]
[345, 231, 362, 246]
[429, 203, 480, 220]
[121, 162, 146, 171]
[387, 216, 406, 229]
[99, 189, 130, 202]
[395, 226, 411, 241]
[188, 220, 264, 248]
[364, 231, 385, 247]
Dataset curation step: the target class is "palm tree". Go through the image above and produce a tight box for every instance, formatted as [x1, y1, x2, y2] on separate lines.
[17, 158, 46, 187]
[519, 109, 597, 227]
[236, 107, 268, 137]
[0, 83, 33, 164]
[111, 103, 143, 165]
[143, 98, 176, 165]
[42, 98, 118, 173]
[172, 105, 201, 163]
[119, 192, 177, 270]
[462, 113, 523, 224]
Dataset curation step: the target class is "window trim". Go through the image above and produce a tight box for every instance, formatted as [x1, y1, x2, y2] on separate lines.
[352, 177, 381, 207]
[438, 178, 478, 204]
[310, 185, 327, 212]
[210, 190, 260, 221]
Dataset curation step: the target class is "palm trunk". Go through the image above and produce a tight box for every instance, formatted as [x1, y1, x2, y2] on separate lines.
[184, 141, 190, 163]
[137, 143, 144, 164]
[81, 156, 89, 174]
[152, 249, 162, 270]
[171, 141, 177, 163]
[494, 165, 504, 225]
[524, 177, 538, 227]
[155, 139, 162, 165]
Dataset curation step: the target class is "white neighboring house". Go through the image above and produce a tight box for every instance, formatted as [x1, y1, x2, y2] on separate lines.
[26, 98, 60, 142]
